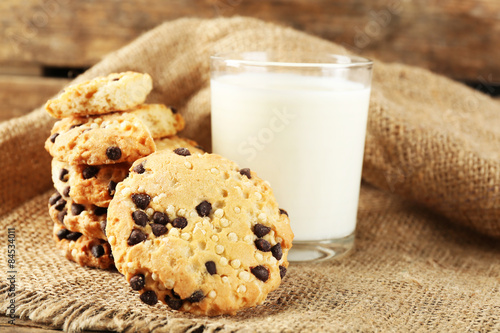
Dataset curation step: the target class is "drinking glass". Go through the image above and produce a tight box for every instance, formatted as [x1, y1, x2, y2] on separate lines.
[210, 52, 373, 262]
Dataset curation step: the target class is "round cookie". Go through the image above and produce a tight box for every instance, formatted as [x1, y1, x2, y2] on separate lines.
[52, 159, 130, 207]
[107, 149, 293, 316]
[53, 223, 114, 269]
[45, 112, 156, 165]
[44, 72, 153, 119]
[48, 190, 108, 240]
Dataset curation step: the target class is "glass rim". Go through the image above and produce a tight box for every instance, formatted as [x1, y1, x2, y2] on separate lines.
[211, 51, 373, 69]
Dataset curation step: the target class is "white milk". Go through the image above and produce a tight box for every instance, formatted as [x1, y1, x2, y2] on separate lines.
[211, 73, 371, 241]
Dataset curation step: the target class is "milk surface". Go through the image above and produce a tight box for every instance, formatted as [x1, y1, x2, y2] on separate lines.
[211, 73, 371, 241]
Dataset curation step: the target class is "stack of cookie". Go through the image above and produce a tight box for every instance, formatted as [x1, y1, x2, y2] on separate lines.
[43, 71, 294, 316]
[44, 72, 197, 269]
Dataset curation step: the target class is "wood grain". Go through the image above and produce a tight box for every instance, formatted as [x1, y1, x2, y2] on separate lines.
[0, 75, 69, 121]
[0, 0, 498, 81]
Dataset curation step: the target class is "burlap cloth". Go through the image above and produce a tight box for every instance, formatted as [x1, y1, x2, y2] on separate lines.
[1, 17, 499, 332]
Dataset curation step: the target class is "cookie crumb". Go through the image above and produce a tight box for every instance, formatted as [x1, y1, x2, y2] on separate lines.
[238, 271, 251, 282]
[228, 232, 238, 242]
[215, 245, 225, 254]
[220, 218, 230, 227]
[230, 259, 241, 269]
[214, 209, 224, 218]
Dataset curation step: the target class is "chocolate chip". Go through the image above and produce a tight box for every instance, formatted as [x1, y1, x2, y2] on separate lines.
[133, 162, 146, 174]
[239, 168, 251, 179]
[153, 211, 169, 225]
[49, 192, 62, 206]
[66, 232, 82, 241]
[112, 77, 120, 81]
[251, 265, 269, 282]
[132, 210, 148, 227]
[63, 186, 71, 197]
[69, 123, 82, 130]
[173, 148, 191, 156]
[91, 244, 105, 258]
[59, 168, 69, 182]
[169, 106, 178, 114]
[255, 239, 272, 252]
[254, 224, 271, 238]
[171, 290, 181, 299]
[127, 229, 147, 246]
[129, 274, 145, 290]
[140, 290, 158, 306]
[94, 206, 107, 216]
[196, 200, 212, 217]
[106, 146, 122, 160]
[279, 266, 287, 279]
[151, 223, 168, 237]
[49, 133, 59, 143]
[279, 208, 288, 216]
[57, 209, 67, 223]
[165, 295, 183, 310]
[82, 166, 99, 179]
[71, 203, 85, 216]
[186, 290, 204, 303]
[108, 181, 117, 197]
[171, 217, 188, 229]
[271, 243, 283, 260]
[54, 198, 67, 211]
[205, 261, 216, 275]
[56, 228, 70, 240]
[132, 193, 151, 210]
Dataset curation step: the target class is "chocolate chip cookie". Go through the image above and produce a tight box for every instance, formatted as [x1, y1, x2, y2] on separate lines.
[51, 159, 130, 207]
[53, 223, 114, 269]
[45, 72, 153, 119]
[45, 112, 156, 165]
[106, 149, 293, 315]
[154, 136, 205, 154]
[131, 104, 185, 139]
[49, 191, 108, 240]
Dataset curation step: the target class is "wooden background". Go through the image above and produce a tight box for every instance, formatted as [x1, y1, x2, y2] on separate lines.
[1, 0, 499, 121]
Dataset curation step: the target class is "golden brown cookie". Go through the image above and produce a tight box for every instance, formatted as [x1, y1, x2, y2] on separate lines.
[107, 149, 293, 316]
[51, 159, 130, 207]
[154, 135, 205, 154]
[44, 72, 153, 119]
[53, 223, 114, 270]
[131, 104, 185, 139]
[45, 112, 156, 165]
[48, 190, 107, 240]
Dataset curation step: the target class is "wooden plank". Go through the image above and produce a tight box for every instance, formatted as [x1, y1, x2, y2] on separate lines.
[0, 0, 498, 81]
[0, 75, 69, 121]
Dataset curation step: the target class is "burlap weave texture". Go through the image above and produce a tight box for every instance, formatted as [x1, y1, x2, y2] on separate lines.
[1, 17, 500, 332]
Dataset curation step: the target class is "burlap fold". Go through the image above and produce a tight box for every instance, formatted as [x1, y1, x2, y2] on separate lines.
[1, 17, 500, 332]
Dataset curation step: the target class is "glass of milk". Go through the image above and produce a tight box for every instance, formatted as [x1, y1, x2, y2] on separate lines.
[210, 52, 372, 262]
